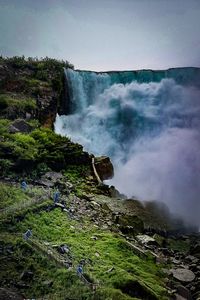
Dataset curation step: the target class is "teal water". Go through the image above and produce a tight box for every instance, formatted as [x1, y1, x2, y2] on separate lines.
[55, 68, 200, 226]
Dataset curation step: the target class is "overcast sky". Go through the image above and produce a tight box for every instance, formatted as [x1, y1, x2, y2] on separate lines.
[0, 0, 200, 71]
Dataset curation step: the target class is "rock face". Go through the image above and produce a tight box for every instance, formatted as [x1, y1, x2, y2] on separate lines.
[116, 214, 144, 235]
[94, 156, 114, 181]
[9, 119, 33, 133]
[0, 57, 73, 127]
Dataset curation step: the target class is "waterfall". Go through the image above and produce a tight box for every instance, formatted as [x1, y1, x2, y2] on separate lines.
[55, 68, 200, 226]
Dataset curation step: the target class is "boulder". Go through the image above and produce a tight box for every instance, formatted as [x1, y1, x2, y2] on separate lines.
[37, 179, 54, 187]
[9, 119, 33, 133]
[185, 255, 199, 264]
[171, 268, 195, 283]
[116, 214, 144, 235]
[109, 185, 126, 199]
[136, 234, 158, 246]
[42, 171, 63, 182]
[94, 156, 114, 181]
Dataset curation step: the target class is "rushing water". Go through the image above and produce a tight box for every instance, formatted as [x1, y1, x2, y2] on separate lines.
[55, 68, 200, 226]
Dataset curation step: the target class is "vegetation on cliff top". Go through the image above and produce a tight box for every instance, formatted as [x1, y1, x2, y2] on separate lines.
[0, 56, 74, 126]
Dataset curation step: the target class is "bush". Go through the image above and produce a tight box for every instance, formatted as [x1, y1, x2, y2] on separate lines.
[0, 159, 13, 176]
[10, 133, 38, 160]
[0, 119, 11, 135]
[0, 94, 36, 113]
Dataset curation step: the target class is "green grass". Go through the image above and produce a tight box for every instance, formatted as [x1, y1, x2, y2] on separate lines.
[0, 182, 51, 219]
[0, 182, 31, 209]
[15, 208, 167, 299]
[0, 125, 91, 176]
[0, 118, 11, 135]
[0, 233, 91, 299]
[0, 94, 36, 111]
[0, 179, 168, 299]
[167, 238, 190, 253]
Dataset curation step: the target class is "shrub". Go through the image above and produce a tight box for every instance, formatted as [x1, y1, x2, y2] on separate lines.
[8, 133, 38, 160]
[0, 94, 36, 113]
[0, 159, 13, 176]
[0, 119, 11, 135]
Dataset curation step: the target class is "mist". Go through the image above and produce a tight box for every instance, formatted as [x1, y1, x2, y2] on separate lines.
[55, 73, 200, 227]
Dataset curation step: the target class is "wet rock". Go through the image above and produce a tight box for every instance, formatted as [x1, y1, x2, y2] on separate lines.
[42, 171, 63, 182]
[116, 214, 144, 235]
[94, 156, 114, 180]
[9, 119, 33, 133]
[185, 255, 199, 264]
[171, 268, 195, 283]
[37, 179, 54, 187]
[136, 234, 157, 246]
[176, 285, 192, 300]
[109, 185, 126, 199]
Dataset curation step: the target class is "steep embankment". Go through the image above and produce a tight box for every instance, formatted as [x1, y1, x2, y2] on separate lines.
[0, 57, 199, 300]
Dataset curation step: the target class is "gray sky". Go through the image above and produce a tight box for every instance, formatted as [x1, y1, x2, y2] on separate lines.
[0, 0, 200, 71]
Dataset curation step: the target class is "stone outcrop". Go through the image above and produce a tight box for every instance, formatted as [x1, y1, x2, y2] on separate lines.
[9, 119, 33, 133]
[115, 214, 144, 235]
[94, 156, 114, 181]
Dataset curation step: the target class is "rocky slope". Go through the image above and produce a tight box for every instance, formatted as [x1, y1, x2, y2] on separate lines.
[0, 57, 199, 300]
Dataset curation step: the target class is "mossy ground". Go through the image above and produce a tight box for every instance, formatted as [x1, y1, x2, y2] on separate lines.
[0, 119, 168, 299]
[0, 182, 168, 300]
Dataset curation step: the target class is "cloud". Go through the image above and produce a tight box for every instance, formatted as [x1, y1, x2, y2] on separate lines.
[0, 0, 200, 69]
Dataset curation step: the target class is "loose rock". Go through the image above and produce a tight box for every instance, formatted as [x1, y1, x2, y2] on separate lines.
[171, 268, 195, 283]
